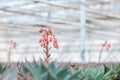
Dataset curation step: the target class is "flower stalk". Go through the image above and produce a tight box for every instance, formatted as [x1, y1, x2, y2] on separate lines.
[8, 41, 17, 63]
[38, 28, 58, 64]
[98, 41, 111, 63]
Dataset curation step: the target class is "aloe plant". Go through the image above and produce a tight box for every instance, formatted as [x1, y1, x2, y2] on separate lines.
[1, 61, 120, 80]
[22, 61, 69, 80]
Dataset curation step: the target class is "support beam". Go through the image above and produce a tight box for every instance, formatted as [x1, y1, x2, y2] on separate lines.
[80, 0, 86, 62]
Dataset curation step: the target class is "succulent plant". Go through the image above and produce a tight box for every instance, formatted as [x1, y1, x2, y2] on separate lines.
[1, 61, 120, 80]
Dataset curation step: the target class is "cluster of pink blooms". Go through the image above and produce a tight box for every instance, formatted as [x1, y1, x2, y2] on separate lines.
[102, 41, 111, 51]
[10, 41, 17, 49]
[38, 28, 58, 49]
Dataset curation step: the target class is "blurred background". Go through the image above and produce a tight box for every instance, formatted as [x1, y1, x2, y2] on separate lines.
[0, 0, 120, 63]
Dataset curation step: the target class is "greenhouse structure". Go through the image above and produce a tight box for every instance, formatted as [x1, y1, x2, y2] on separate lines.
[0, 0, 120, 63]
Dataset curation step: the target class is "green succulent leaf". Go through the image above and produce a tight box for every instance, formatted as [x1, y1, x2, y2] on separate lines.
[56, 65, 69, 80]
[2, 65, 17, 80]
[103, 70, 116, 80]
[67, 71, 81, 80]
[112, 64, 120, 73]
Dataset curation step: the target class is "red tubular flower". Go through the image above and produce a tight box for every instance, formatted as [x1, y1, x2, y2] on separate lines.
[38, 28, 44, 33]
[53, 38, 57, 43]
[52, 36, 58, 48]
[11, 41, 17, 49]
[13, 43, 17, 49]
[102, 41, 107, 46]
[43, 36, 48, 41]
[107, 43, 111, 48]
[49, 37, 52, 42]
[48, 29, 52, 35]
[102, 41, 111, 51]
[39, 38, 42, 43]
[53, 42, 58, 49]
[106, 42, 111, 51]
[41, 41, 44, 47]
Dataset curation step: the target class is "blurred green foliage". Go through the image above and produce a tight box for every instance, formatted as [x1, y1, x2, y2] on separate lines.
[0, 61, 120, 80]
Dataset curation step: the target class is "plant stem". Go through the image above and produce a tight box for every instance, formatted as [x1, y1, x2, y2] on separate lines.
[8, 47, 12, 63]
[45, 45, 49, 64]
[98, 46, 104, 63]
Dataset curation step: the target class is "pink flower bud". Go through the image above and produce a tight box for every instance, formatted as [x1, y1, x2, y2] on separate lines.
[54, 38, 57, 43]
[48, 29, 52, 35]
[49, 37, 52, 42]
[11, 41, 17, 49]
[38, 28, 44, 33]
[43, 36, 48, 41]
